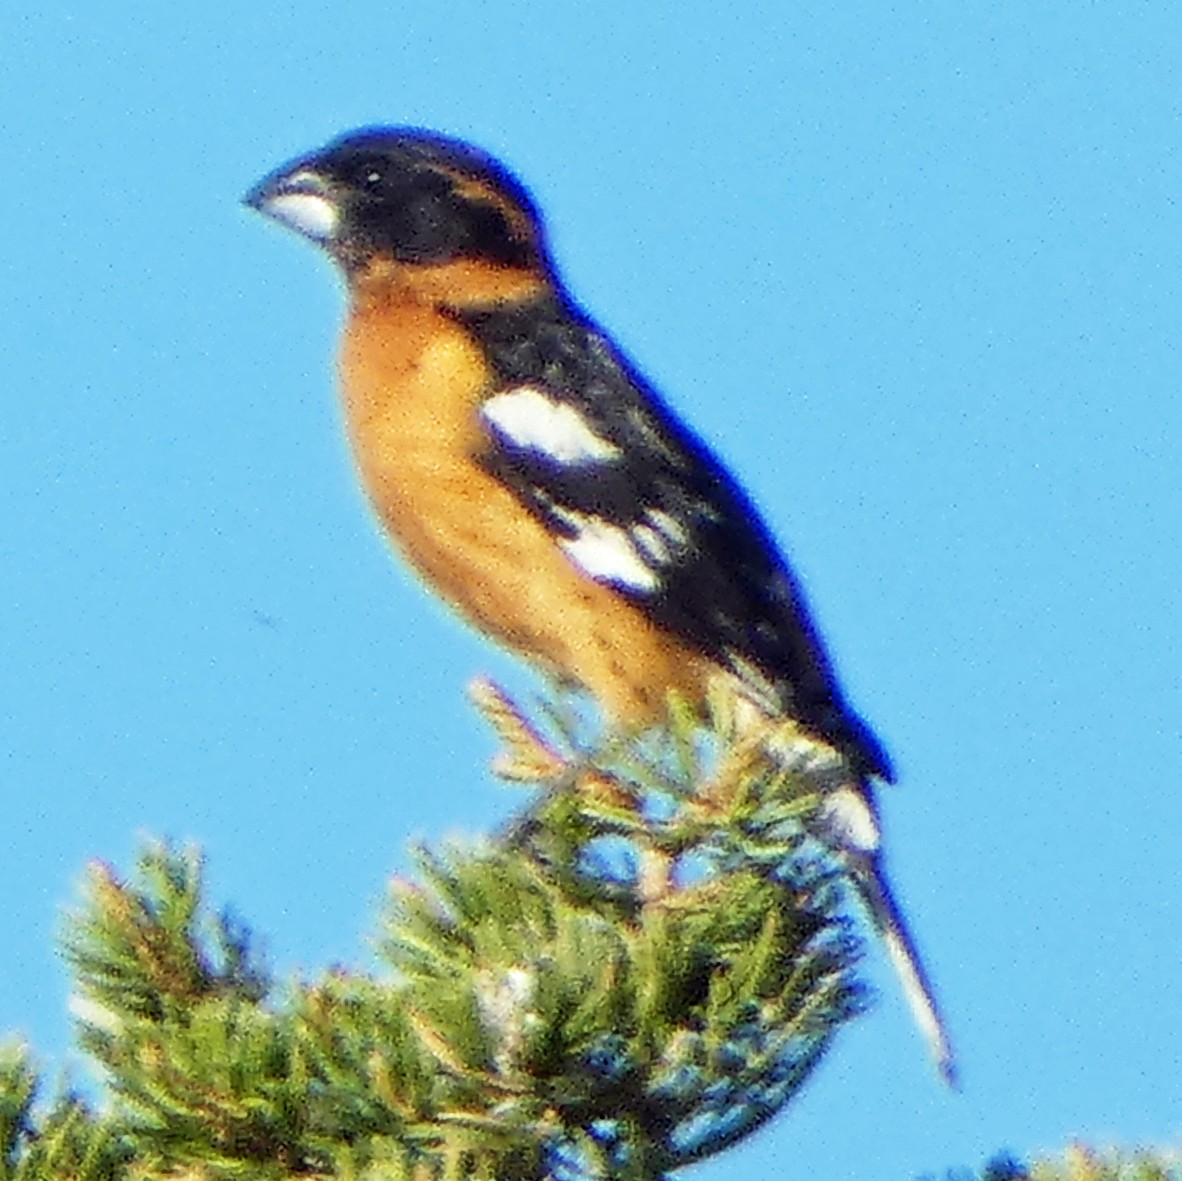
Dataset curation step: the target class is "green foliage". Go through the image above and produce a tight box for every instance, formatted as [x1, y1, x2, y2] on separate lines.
[5, 693, 1171, 1178]
[1029, 1146, 1181, 1181]
[3, 697, 863, 1179]
[0, 1044, 129, 1181]
[937, 1148, 1182, 1181]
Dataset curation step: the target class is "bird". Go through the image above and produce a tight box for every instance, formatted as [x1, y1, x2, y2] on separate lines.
[244, 127, 954, 1084]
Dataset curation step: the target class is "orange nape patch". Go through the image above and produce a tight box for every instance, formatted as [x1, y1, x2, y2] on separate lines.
[350, 255, 547, 313]
[338, 293, 715, 727]
[441, 166, 543, 256]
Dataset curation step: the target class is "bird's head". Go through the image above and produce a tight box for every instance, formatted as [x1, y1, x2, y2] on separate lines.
[244, 127, 546, 274]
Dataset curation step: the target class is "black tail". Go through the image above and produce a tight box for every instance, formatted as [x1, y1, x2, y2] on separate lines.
[850, 850, 957, 1087]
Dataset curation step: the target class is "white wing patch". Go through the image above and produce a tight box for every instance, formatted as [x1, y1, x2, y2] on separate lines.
[482, 387, 622, 465]
[631, 523, 672, 564]
[554, 514, 661, 593]
[481, 387, 681, 593]
[645, 508, 690, 547]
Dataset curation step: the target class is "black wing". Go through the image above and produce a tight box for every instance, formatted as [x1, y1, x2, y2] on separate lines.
[448, 294, 893, 782]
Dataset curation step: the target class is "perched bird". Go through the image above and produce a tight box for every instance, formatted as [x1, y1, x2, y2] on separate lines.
[244, 128, 954, 1083]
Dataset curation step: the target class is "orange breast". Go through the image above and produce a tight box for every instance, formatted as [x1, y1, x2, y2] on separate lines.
[337, 294, 713, 726]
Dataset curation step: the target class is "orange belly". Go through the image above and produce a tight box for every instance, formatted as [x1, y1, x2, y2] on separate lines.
[338, 295, 712, 726]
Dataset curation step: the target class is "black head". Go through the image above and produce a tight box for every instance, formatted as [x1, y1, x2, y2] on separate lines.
[244, 127, 546, 271]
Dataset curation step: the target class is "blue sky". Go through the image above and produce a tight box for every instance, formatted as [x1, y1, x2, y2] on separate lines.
[2, 2, 1180, 1176]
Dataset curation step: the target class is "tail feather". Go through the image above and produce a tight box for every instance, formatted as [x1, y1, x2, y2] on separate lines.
[851, 853, 957, 1087]
[742, 710, 956, 1084]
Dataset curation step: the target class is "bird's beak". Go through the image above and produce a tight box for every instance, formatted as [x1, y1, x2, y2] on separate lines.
[243, 164, 340, 244]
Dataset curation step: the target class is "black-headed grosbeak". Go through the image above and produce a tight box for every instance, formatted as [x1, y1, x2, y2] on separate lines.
[245, 128, 954, 1083]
